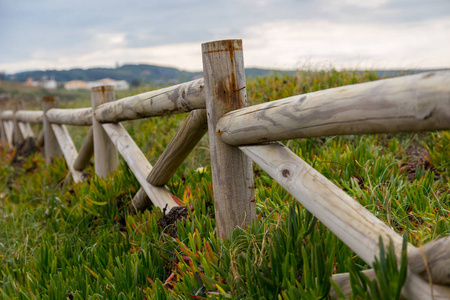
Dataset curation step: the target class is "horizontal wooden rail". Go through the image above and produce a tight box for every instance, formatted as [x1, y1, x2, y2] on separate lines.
[218, 71, 450, 145]
[15, 110, 44, 123]
[240, 142, 450, 299]
[46, 108, 93, 126]
[94, 79, 206, 123]
[1, 110, 14, 120]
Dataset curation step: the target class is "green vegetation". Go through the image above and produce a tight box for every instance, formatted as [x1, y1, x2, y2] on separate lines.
[0, 70, 448, 299]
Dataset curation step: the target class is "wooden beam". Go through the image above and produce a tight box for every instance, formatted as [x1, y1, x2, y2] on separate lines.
[25, 123, 35, 138]
[18, 122, 34, 138]
[331, 269, 378, 299]
[132, 109, 208, 211]
[37, 129, 45, 147]
[102, 122, 179, 211]
[51, 124, 84, 183]
[13, 103, 24, 146]
[73, 127, 94, 172]
[91, 86, 119, 179]
[15, 110, 44, 123]
[46, 108, 92, 126]
[331, 236, 450, 298]
[408, 236, 450, 285]
[42, 96, 63, 164]
[4, 120, 14, 145]
[202, 39, 255, 238]
[149, 109, 208, 186]
[1, 110, 14, 120]
[218, 71, 450, 146]
[94, 78, 205, 123]
[240, 142, 450, 299]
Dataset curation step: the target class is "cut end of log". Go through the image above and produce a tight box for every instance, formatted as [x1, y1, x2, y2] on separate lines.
[91, 85, 115, 93]
[202, 39, 243, 53]
[42, 96, 56, 103]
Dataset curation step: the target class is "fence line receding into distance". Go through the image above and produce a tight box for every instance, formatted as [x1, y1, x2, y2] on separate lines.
[1, 39, 449, 299]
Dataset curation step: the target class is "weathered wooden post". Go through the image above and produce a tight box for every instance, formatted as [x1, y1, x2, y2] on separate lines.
[91, 86, 118, 179]
[42, 96, 62, 164]
[202, 39, 255, 238]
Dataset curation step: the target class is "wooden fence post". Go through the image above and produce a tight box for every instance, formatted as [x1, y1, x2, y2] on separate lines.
[91, 85, 118, 179]
[202, 39, 255, 238]
[42, 96, 62, 164]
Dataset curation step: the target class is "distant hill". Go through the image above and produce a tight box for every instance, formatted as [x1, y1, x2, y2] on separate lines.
[6, 64, 299, 86]
[6, 64, 448, 87]
[7, 64, 202, 86]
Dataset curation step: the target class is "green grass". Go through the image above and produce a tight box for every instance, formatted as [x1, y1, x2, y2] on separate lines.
[0, 69, 448, 299]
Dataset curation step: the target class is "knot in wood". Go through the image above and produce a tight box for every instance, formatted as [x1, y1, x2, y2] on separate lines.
[282, 169, 291, 178]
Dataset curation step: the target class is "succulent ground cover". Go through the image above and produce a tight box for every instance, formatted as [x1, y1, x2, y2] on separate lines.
[0, 70, 448, 299]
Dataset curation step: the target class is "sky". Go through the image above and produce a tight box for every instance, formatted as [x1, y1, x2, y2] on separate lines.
[1, 0, 449, 74]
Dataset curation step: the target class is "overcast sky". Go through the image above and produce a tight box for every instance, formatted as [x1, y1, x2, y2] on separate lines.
[1, 0, 449, 74]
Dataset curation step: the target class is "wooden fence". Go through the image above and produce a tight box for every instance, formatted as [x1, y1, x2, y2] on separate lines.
[1, 39, 449, 299]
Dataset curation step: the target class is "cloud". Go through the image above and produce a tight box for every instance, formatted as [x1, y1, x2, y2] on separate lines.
[1, 0, 449, 73]
[0, 43, 203, 73]
[341, 0, 392, 9]
[241, 18, 450, 70]
[2, 16, 449, 74]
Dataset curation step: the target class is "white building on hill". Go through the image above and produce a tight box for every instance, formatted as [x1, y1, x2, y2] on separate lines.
[87, 78, 129, 90]
[64, 80, 88, 90]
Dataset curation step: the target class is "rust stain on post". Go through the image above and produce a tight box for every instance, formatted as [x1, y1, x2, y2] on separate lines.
[203, 40, 243, 54]
[202, 39, 255, 238]
[42, 96, 56, 104]
[212, 40, 245, 112]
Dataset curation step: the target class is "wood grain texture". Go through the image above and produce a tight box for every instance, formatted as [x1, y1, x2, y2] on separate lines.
[91, 86, 119, 179]
[43, 96, 63, 164]
[51, 124, 84, 183]
[241, 142, 450, 299]
[218, 71, 450, 146]
[46, 108, 92, 126]
[102, 123, 178, 211]
[73, 127, 94, 171]
[15, 111, 44, 123]
[94, 79, 205, 123]
[148, 109, 208, 186]
[202, 39, 255, 238]
[132, 109, 208, 211]
[408, 236, 450, 285]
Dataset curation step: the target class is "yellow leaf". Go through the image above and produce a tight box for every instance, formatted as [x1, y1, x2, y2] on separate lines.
[84, 265, 99, 279]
